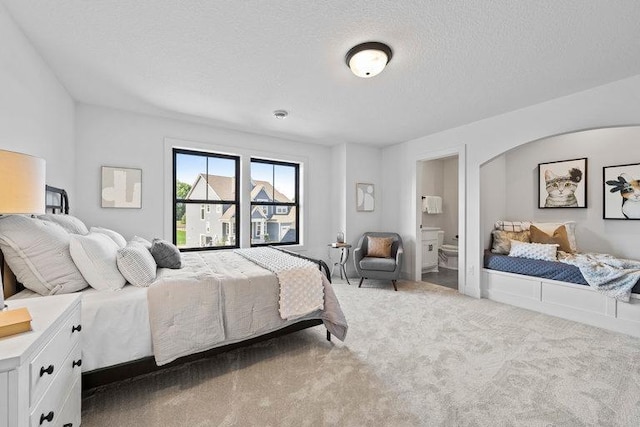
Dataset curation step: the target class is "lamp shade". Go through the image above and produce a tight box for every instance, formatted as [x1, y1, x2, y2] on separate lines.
[0, 149, 46, 214]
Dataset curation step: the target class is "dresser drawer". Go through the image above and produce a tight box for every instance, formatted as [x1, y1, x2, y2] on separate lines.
[30, 344, 82, 427]
[55, 376, 81, 427]
[29, 307, 81, 407]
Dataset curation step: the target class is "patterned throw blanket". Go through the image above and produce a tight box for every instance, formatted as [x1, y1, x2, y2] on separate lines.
[558, 252, 640, 302]
[235, 247, 325, 320]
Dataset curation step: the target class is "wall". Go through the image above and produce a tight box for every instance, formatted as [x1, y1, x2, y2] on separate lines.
[420, 159, 445, 230]
[74, 104, 333, 260]
[0, 4, 75, 201]
[496, 127, 640, 258]
[381, 74, 640, 298]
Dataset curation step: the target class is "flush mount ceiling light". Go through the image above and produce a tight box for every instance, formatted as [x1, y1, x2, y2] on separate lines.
[273, 109, 288, 119]
[345, 41, 393, 78]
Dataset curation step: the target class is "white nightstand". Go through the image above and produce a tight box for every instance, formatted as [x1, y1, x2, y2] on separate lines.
[0, 293, 82, 427]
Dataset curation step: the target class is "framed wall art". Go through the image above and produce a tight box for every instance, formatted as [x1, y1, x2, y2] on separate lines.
[356, 183, 375, 212]
[101, 166, 142, 208]
[603, 162, 640, 220]
[538, 158, 587, 208]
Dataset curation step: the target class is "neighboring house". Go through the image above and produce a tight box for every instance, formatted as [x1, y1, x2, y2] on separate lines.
[184, 174, 295, 247]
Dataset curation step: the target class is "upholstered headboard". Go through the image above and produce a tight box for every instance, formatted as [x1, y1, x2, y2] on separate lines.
[1, 185, 69, 298]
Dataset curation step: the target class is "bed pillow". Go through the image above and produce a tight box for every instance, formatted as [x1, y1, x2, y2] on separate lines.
[531, 221, 578, 252]
[0, 215, 88, 295]
[116, 242, 157, 287]
[529, 225, 573, 253]
[131, 235, 152, 250]
[490, 230, 530, 254]
[38, 214, 89, 235]
[69, 233, 126, 291]
[367, 236, 393, 258]
[90, 226, 127, 248]
[508, 240, 558, 261]
[150, 238, 183, 269]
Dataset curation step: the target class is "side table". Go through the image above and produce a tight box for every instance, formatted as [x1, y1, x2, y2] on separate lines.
[328, 243, 352, 285]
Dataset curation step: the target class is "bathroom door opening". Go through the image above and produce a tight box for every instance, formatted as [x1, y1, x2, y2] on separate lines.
[415, 147, 466, 293]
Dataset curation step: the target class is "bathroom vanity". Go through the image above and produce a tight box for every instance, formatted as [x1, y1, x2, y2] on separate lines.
[421, 227, 440, 272]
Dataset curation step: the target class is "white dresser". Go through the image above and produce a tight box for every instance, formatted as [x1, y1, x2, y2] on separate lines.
[0, 294, 82, 427]
[421, 228, 440, 272]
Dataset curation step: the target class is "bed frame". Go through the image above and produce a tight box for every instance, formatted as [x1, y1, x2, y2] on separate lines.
[2, 186, 335, 391]
[482, 268, 640, 338]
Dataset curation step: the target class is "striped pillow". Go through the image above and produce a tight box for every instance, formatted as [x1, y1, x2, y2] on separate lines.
[116, 242, 157, 287]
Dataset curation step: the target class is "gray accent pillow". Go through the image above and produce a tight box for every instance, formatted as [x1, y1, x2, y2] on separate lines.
[116, 242, 157, 287]
[0, 215, 88, 295]
[150, 238, 183, 269]
[38, 214, 89, 235]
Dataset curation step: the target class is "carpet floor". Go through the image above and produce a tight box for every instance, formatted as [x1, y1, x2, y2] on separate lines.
[81, 279, 640, 426]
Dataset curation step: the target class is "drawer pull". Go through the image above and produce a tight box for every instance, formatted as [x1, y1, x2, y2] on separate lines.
[72, 359, 82, 368]
[72, 324, 82, 333]
[40, 364, 54, 377]
[63, 424, 73, 427]
[40, 411, 54, 425]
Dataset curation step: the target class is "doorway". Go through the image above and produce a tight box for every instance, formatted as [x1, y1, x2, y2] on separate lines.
[414, 147, 466, 293]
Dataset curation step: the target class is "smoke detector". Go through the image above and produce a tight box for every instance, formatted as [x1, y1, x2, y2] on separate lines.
[273, 110, 288, 119]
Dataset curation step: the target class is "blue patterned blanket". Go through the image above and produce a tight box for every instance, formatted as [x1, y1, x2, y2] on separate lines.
[558, 252, 640, 302]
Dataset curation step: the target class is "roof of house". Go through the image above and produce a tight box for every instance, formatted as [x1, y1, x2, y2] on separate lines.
[186, 174, 292, 203]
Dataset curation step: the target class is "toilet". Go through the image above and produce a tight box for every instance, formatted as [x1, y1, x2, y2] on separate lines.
[437, 230, 459, 270]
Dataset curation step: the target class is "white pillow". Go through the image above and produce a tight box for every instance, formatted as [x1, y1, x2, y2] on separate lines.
[531, 221, 578, 252]
[508, 240, 558, 262]
[0, 215, 88, 295]
[69, 233, 126, 291]
[38, 214, 89, 235]
[90, 226, 127, 248]
[131, 235, 152, 250]
[116, 242, 157, 287]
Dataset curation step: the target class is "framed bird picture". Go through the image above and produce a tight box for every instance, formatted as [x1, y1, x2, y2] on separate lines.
[603, 162, 640, 220]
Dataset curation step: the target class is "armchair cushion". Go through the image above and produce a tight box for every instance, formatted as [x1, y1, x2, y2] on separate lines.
[360, 257, 397, 272]
[367, 236, 393, 258]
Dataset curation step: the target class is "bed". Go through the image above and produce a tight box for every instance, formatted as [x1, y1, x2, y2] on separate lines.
[1, 186, 347, 389]
[483, 225, 640, 338]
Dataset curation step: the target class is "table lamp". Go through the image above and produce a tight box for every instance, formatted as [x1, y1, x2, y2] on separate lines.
[0, 149, 46, 311]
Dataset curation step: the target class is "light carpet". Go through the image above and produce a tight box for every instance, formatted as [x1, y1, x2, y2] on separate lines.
[81, 279, 640, 426]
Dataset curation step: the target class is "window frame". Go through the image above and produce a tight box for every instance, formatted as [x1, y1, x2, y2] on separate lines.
[250, 157, 300, 247]
[173, 148, 240, 252]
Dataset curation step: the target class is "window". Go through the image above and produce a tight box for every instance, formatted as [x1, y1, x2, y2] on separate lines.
[250, 158, 299, 246]
[173, 148, 240, 251]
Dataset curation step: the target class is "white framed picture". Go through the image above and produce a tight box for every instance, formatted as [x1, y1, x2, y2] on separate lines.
[356, 183, 375, 212]
[603, 162, 640, 220]
[101, 166, 142, 208]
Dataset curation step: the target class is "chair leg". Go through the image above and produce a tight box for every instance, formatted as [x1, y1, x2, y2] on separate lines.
[358, 277, 364, 288]
[392, 280, 397, 291]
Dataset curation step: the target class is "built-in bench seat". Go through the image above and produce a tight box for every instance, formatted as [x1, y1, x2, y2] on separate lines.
[482, 251, 640, 338]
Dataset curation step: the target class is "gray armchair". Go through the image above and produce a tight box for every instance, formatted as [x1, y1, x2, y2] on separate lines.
[353, 232, 404, 291]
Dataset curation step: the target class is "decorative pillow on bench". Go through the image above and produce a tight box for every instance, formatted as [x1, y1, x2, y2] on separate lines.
[491, 230, 530, 254]
[530, 225, 573, 253]
[508, 240, 559, 261]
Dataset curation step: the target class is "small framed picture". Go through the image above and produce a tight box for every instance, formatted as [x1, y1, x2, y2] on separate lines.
[356, 183, 375, 212]
[603, 162, 640, 220]
[538, 158, 587, 208]
[101, 166, 142, 208]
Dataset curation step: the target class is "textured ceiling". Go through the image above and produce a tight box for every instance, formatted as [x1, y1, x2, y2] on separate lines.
[4, 0, 640, 147]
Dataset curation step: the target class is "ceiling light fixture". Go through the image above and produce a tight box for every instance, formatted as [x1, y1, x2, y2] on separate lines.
[345, 41, 393, 78]
[273, 110, 288, 119]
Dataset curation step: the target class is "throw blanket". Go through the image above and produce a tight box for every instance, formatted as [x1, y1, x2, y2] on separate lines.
[147, 251, 346, 366]
[235, 247, 324, 320]
[558, 252, 640, 302]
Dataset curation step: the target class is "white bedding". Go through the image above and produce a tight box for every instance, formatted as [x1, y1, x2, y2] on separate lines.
[9, 285, 152, 372]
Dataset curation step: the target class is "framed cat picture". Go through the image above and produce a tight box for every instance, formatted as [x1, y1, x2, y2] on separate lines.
[603, 162, 640, 220]
[538, 158, 587, 208]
